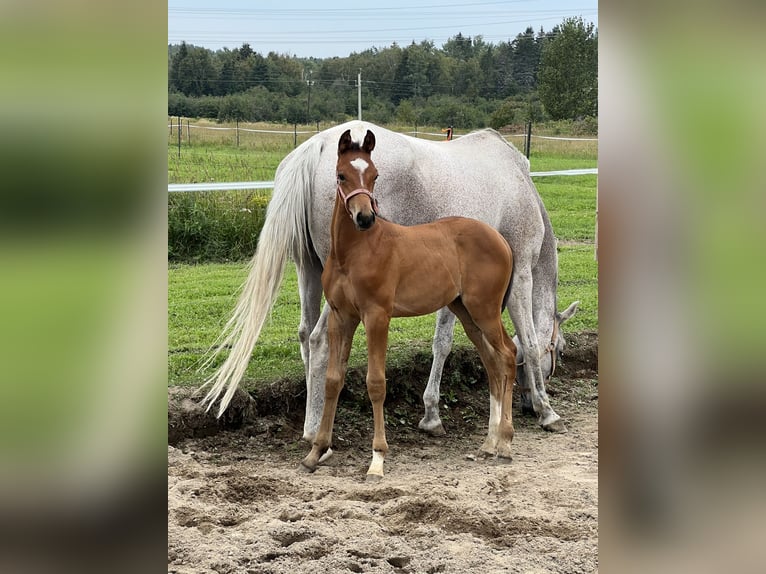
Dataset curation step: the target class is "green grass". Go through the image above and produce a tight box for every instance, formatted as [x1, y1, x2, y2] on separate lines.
[168, 121, 597, 390]
[168, 146, 284, 184]
[537, 175, 598, 242]
[526, 136, 598, 173]
[557, 245, 598, 332]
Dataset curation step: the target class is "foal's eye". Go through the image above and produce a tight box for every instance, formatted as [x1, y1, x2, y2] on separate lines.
[337, 174, 345, 182]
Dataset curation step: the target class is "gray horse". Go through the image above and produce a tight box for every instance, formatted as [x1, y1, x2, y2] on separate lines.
[201, 121, 577, 442]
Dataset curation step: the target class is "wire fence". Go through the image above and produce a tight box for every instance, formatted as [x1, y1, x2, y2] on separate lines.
[167, 118, 598, 151]
[167, 119, 597, 192]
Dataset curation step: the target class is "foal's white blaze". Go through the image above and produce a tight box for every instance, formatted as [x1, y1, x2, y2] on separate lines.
[350, 157, 369, 178]
[368, 449, 385, 476]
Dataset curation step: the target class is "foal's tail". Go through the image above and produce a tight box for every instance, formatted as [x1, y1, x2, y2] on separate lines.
[199, 137, 323, 417]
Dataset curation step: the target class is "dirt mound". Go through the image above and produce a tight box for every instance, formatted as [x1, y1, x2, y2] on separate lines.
[168, 331, 598, 445]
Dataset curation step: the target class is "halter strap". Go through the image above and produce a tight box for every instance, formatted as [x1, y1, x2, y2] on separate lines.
[336, 185, 379, 218]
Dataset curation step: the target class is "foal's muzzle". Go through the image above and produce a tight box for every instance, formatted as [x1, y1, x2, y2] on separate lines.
[337, 185, 379, 231]
[356, 211, 376, 230]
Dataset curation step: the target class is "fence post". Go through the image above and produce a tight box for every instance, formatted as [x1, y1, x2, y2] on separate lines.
[177, 116, 181, 158]
[186, 119, 190, 144]
[525, 121, 532, 159]
[293, 123, 297, 147]
[236, 119, 240, 147]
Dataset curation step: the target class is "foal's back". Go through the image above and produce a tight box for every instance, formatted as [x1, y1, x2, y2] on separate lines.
[327, 215, 513, 319]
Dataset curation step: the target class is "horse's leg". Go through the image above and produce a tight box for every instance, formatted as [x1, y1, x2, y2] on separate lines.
[303, 303, 331, 442]
[297, 258, 323, 370]
[508, 269, 566, 432]
[363, 310, 391, 481]
[449, 300, 515, 459]
[419, 307, 456, 436]
[300, 310, 358, 472]
[297, 261, 325, 441]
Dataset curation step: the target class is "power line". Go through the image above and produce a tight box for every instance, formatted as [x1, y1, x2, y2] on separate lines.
[169, 1, 564, 15]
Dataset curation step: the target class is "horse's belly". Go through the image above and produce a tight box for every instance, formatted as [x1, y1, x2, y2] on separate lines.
[391, 281, 457, 317]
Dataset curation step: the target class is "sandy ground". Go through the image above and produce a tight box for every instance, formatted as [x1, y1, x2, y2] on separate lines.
[168, 351, 597, 574]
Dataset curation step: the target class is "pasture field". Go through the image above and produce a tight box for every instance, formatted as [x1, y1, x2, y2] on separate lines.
[168, 122, 598, 389]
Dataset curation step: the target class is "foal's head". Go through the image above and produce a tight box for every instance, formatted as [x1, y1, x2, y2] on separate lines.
[336, 128, 379, 231]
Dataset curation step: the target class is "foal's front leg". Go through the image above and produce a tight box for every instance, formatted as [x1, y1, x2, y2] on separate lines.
[300, 310, 357, 473]
[364, 310, 390, 481]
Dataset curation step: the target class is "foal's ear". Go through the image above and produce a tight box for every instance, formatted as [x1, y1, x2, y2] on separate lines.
[363, 130, 376, 154]
[338, 129, 353, 156]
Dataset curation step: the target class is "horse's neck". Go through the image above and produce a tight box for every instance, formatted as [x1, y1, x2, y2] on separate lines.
[532, 211, 559, 340]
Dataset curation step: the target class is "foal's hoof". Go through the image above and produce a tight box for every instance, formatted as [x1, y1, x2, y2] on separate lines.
[479, 447, 496, 459]
[298, 463, 315, 474]
[365, 473, 383, 483]
[478, 449, 513, 464]
[496, 444, 514, 461]
[541, 418, 568, 433]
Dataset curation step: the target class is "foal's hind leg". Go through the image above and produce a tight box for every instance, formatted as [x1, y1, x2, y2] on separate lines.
[448, 300, 516, 460]
[419, 307, 456, 436]
[301, 310, 358, 473]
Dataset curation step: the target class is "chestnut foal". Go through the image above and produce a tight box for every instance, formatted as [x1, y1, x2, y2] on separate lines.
[300, 128, 518, 480]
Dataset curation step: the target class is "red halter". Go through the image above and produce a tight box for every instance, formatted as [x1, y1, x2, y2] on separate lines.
[336, 184, 379, 218]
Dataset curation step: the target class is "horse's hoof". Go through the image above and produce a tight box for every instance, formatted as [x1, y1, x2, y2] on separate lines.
[365, 473, 383, 483]
[521, 403, 536, 417]
[541, 418, 567, 433]
[418, 417, 447, 436]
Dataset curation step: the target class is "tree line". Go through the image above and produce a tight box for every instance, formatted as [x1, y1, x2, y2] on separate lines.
[168, 17, 597, 130]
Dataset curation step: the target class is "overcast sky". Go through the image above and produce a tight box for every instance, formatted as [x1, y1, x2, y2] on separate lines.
[168, 0, 598, 59]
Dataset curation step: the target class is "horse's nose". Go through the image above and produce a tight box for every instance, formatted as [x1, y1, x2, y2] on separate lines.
[356, 211, 375, 230]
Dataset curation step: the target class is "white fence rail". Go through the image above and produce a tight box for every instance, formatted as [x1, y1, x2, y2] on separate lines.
[168, 168, 597, 193]
[169, 123, 598, 142]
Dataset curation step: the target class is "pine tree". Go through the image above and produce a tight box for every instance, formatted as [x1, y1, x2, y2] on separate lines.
[538, 17, 598, 120]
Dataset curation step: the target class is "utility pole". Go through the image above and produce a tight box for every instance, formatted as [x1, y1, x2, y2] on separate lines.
[306, 70, 313, 122]
[357, 69, 362, 120]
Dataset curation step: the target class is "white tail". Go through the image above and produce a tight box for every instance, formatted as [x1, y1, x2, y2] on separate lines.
[199, 137, 323, 417]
